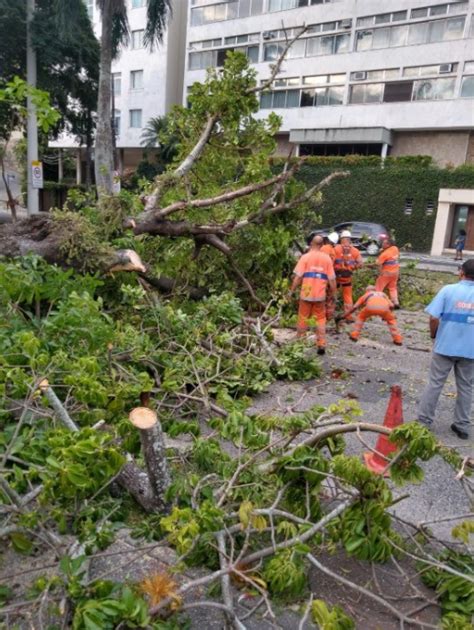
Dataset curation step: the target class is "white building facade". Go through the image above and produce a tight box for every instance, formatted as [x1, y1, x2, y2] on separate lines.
[184, 0, 474, 165]
[52, 0, 188, 176]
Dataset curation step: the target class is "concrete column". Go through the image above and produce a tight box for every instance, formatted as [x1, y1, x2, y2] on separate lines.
[58, 149, 63, 183]
[431, 202, 451, 255]
[76, 150, 82, 185]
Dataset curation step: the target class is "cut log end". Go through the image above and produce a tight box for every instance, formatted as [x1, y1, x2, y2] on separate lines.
[38, 378, 50, 392]
[129, 407, 158, 430]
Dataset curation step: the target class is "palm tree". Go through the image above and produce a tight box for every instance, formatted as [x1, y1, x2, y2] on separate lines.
[93, 0, 171, 197]
[56, 0, 171, 196]
[141, 115, 178, 164]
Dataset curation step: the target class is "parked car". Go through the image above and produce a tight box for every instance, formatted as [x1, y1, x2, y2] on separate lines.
[306, 221, 391, 255]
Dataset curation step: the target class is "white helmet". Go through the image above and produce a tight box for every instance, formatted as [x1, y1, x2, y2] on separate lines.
[328, 231, 339, 244]
[340, 230, 352, 238]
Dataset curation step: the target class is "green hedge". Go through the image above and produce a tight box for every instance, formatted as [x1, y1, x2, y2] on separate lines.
[288, 156, 474, 252]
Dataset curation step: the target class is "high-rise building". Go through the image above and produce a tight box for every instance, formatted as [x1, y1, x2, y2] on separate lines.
[185, 0, 474, 166]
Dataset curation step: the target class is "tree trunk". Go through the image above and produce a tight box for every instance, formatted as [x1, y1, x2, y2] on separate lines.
[94, 3, 114, 197]
[129, 407, 171, 512]
[115, 461, 165, 512]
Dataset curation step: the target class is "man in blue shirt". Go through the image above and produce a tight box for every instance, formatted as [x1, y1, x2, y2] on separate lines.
[418, 259, 474, 440]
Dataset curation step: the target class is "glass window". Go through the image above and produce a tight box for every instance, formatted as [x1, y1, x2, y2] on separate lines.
[320, 35, 334, 55]
[385, 68, 400, 79]
[131, 30, 144, 49]
[383, 81, 413, 102]
[303, 75, 327, 85]
[350, 83, 383, 104]
[113, 110, 120, 136]
[305, 37, 321, 56]
[419, 64, 440, 76]
[260, 92, 272, 108]
[327, 85, 344, 104]
[85, 0, 93, 19]
[372, 27, 390, 49]
[272, 91, 287, 107]
[191, 7, 203, 26]
[430, 4, 448, 16]
[411, 8, 428, 18]
[408, 21, 428, 44]
[112, 73, 121, 96]
[214, 3, 227, 21]
[375, 13, 391, 24]
[334, 33, 350, 53]
[357, 16, 374, 27]
[356, 30, 373, 51]
[366, 70, 384, 80]
[460, 76, 474, 97]
[413, 77, 455, 100]
[449, 1, 468, 14]
[329, 73, 345, 84]
[131, 0, 145, 7]
[428, 19, 446, 41]
[247, 45, 259, 63]
[286, 90, 300, 107]
[129, 109, 142, 128]
[392, 11, 407, 21]
[322, 21, 336, 31]
[287, 39, 306, 58]
[264, 43, 284, 61]
[301, 89, 315, 106]
[250, 0, 263, 16]
[464, 61, 474, 73]
[130, 70, 143, 90]
[444, 16, 465, 38]
[390, 25, 407, 46]
[239, 0, 251, 17]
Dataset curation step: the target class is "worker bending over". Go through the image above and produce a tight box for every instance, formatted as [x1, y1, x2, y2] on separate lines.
[334, 231, 363, 320]
[290, 235, 336, 355]
[375, 238, 400, 308]
[344, 285, 403, 345]
[321, 232, 339, 321]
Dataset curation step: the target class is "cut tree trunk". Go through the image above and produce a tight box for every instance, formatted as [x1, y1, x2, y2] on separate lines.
[115, 461, 165, 513]
[129, 407, 171, 512]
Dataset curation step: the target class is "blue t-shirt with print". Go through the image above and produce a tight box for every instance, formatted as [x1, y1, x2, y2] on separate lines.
[425, 280, 474, 359]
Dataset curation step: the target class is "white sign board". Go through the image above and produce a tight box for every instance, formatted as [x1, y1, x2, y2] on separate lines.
[31, 161, 43, 189]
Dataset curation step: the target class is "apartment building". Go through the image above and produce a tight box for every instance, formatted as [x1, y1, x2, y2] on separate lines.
[51, 0, 188, 179]
[184, 0, 474, 166]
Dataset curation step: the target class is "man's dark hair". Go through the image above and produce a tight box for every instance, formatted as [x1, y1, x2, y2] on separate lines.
[462, 259, 474, 280]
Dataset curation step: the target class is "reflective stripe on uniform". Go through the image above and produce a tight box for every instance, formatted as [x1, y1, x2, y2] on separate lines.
[303, 271, 328, 280]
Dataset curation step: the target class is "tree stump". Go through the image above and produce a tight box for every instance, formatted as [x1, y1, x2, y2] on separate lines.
[129, 407, 170, 512]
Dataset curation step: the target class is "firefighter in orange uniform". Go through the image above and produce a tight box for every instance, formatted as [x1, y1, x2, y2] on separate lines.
[289, 235, 336, 355]
[321, 232, 339, 321]
[375, 238, 400, 308]
[333, 231, 363, 320]
[343, 285, 403, 345]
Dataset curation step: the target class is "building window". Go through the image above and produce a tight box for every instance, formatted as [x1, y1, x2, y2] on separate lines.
[356, 15, 466, 51]
[268, 0, 334, 11]
[383, 81, 413, 102]
[350, 83, 384, 104]
[129, 109, 142, 128]
[224, 33, 260, 45]
[403, 63, 457, 77]
[300, 85, 344, 106]
[189, 45, 259, 71]
[263, 32, 350, 61]
[112, 72, 121, 96]
[131, 30, 145, 49]
[412, 77, 455, 100]
[113, 109, 121, 136]
[260, 89, 300, 108]
[130, 70, 144, 90]
[131, 0, 146, 7]
[460, 76, 474, 97]
[190, 0, 263, 26]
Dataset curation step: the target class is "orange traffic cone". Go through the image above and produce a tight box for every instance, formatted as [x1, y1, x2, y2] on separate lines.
[364, 385, 404, 476]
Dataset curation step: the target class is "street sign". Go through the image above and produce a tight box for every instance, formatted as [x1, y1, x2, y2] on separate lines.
[31, 161, 43, 189]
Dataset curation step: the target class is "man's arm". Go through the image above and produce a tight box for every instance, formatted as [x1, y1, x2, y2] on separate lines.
[289, 274, 302, 295]
[329, 278, 336, 294]
[429, 316, 439, 339]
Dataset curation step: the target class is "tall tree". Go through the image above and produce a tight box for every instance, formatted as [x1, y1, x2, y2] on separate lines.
[94, 0, 171, 197]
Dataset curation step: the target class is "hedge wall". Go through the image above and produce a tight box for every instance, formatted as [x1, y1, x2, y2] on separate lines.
[287, 156, 474, 252]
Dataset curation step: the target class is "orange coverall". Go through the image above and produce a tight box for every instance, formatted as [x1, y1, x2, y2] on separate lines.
[333, 244, 363, 317]
[349, 290, 402, 344]
[321, 243, 336, 320]
[293, 250, 335, 349]
[375, 245, 400, 306]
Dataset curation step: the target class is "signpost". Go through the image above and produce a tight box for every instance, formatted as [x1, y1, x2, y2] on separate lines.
[31, 161, 43, 189]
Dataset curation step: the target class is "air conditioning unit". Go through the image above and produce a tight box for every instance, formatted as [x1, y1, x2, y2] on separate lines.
[262, 31, 275, 40]
[439, 63, 453, 73]
[352, 71, 367, 81]
[340, 19, 352, 29]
